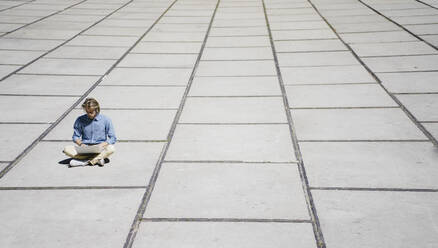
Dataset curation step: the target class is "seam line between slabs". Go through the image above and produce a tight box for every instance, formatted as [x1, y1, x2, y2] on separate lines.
[122, 1, 221, 248]
[262, 1, 327, 248]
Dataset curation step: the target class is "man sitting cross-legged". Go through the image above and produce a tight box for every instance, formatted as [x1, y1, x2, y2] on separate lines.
[63, 97, 116, 167]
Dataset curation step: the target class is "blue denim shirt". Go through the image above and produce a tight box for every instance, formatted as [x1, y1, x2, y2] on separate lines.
[72, 114, 116, 145]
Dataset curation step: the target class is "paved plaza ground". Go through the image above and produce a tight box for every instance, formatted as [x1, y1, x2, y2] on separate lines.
[1, 0, 438, 247]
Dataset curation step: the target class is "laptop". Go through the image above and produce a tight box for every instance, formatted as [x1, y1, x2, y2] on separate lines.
[75, 145, 103, 154]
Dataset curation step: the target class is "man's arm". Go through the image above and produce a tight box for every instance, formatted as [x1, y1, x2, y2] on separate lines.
[72, 117, 84, 146]
[105, 118, 117, 145]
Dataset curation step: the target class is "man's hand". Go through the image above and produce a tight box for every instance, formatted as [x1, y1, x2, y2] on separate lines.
[99, 142, 109, 148]
[75, 139, 84, 146]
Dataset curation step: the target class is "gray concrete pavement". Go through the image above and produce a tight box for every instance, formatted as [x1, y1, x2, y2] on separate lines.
[0, 0, 437, 247]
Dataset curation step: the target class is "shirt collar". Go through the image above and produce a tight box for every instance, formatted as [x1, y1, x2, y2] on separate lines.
[87, 114, 102, 121]
[94, 114, 102, 121]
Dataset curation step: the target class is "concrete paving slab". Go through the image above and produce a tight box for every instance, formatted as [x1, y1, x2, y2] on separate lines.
[154, 23, 209, 32]
[312, 191, 438, 248]
[27, 21, 91, 30]
[61, 8, 113, 16]
[73, 3, 123, 10]
[266, 2, 311, 8]
[268, 14, 322, 22]
[0, 163, 7, 171]
[319, 8, 376, 16]
[5, 28, 78, 40]
[180, 97, 287, 123]
[0, 38, 62, 51]
[134, 222, 316, 248]
[48, 14, 102, 22]
[301, 141, 438, 188]
[278, 51, 359, 67]
[0, 189, 144, 248]
[286, 84, 396, 108]
[202, 47, 272, 60]
[165, 5, 212, 10]
[275, 39, 347, 52]
[0, 74, 97, 95]
[340, 31, 417, 44]
[420, 0, 438, 7]
[101, 67, 192, 85]
[215, 12, 264, 19]
[291, 108, 426, 140]
[267, 8, 315, 15]
[56, 8, 112, 17]
[0, 142, 164, 187]
[0, 124, 49, 161]
[118, 53, 198, 68]
[131, 42, 202, 53]
[20, 58, 115, 75]
[98, 19, 154, 28]
[396, 94, 438, 121]
[359, 2, 425, 10]
[160, 16, 211, 24]
[421, 34, 438, 47]
[209, 26, 268, 36]
[378, 71, 438, 93]
[380, 8, 438, 17]
[215, 8, 262, 14]
[321, 14, 386, 24]
[2, 9, 56, 17]
[66, 35, 138, 47]
[310, 3, 363, 10]
[166, 9, 214, 16]
[424, 123, 438, 139]
[405, 24, 438, 35]
[0, 64, 22, 78]
[392, 15, 438, 25]
[333, 22, 401, 33]
[206, 36, 270, 47]
[272, 29, 336, 40]
[45, 46, 128, 59]
[281, 65, 374, 84]
[196, 60, 276, 76]
[141, 32, 206, 42]
[0, 23, 22, 32]
[45, 109, 176, 141]
[351, 41, 437, 57]
[89, 86, 185, 108]
[189, 76, 281, 96]
[166, 124, 297, 162]
[270, 21, 329, 30]
[145, 163, 307, 219]
[0, 14, 40, 23]
[220, 2, 261, 7]
[0, 2, 20, 8]
[0, 96, 77, 122]
[83, 26, 145, 36]
[363, 55, 438, 72]
[212, 18, 266, 27]
[0, 50, 43, 65]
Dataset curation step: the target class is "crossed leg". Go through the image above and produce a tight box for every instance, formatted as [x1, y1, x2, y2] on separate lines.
[63, 145, 115, 165]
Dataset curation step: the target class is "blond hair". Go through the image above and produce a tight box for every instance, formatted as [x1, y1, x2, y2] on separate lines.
[82, 97, 100, 114]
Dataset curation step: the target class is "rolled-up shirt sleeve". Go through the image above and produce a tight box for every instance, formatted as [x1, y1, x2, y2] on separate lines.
[72, 117, 82, 142]
[106, 118, 117, 144]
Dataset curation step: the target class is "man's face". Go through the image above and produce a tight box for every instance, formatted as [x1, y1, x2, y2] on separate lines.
[85, 107, 97, 119]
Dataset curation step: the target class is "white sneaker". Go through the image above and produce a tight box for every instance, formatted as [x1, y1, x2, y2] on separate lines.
[69, 159, 88, 167]
[97, 159, 105, 167]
